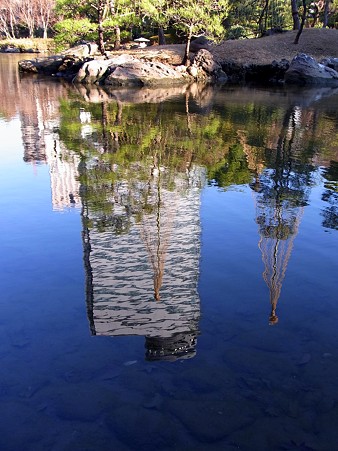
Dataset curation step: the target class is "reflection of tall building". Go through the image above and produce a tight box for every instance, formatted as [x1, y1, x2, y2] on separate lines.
[83, 165, 205, 361]
[46, 139, 81, 211]
[21, 110, 47, 163]
[14, 74, 82, 211]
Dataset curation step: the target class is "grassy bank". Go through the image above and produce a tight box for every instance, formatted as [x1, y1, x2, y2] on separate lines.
[0, 38, 55, 53]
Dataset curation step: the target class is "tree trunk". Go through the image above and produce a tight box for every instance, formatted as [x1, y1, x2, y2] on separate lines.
[294, 0, 307, 44]
[158, 26, 166, 45]
[291, 0, 300, 30]
[311, 4, 319, 27]
[0, 17, 12, 39]
[97, 1, 105, 55]
[98, 21, 105, 54]
[183, 27, 192, 66]
[323, 0, 330, 27]
[258, 0, 269, 35]
[10, 12, 17, 39]
[114, 26, 121, 50]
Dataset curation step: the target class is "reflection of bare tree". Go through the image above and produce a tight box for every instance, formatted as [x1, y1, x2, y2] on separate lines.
[141, 184, 175, 301]
[140, 158, 178, 301]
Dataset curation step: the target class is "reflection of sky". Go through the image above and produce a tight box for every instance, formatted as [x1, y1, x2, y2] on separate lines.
[0, 117, 51, 209]
[0, 118, 22, 163]
[1, 87, 338, 448]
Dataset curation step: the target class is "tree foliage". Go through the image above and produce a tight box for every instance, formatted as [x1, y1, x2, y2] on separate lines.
[167, 0, 229, 63]
[1, 0, 338, 48]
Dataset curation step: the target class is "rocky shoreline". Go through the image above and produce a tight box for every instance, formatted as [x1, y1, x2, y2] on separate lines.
[18, 40, 338, 87]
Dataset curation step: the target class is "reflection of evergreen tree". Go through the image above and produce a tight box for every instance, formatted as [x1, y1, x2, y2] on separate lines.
[59, 96, 208, 361]
[58, 96, 240, 229]
[321, 161, 338, 231]
[57, 91, 337, 330]
[207, 142, 252, 188]
[251, 107, 315, 325]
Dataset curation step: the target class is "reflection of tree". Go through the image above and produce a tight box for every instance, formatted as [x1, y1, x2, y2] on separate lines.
[250, 107, 314, 324]
[57, 90, 337, 333]
[64, 97, 206, 361]
[140, 162, 177, 302]
[207, 142, 252, 188]
[321, 161, 338, 230]
[80, 161, 204, 361]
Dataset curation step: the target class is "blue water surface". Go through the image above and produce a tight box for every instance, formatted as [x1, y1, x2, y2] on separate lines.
[1, 54, 338, 451]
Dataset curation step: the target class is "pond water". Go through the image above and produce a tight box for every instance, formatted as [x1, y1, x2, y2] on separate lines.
[1, 54, 338, 450]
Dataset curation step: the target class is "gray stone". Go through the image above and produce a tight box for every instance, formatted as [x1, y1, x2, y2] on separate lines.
[104, 61, 189, 87]
[285, 53, 338, 86]
[321, 57, 338, 72]
[74, 59, 112, 84]
[190, 36, 212, 53]
[191, 49, 228, 83]
[18, 43, 99, 75]
[74, 55, 140, 84]
[187, 65, 199, 77]
[4, 47, 20, 53]
[62, 42, 99, 58]
[193, 49, 220, 74]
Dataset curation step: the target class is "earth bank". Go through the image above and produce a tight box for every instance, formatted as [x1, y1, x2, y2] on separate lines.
[18, 28, 338, 87]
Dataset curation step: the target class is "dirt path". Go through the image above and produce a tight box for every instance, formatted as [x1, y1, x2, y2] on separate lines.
[127, 28, 338, 66]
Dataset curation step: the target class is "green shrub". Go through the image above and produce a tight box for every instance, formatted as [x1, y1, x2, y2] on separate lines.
[226, 25, 250, 40]
[54, 18, 97, 51]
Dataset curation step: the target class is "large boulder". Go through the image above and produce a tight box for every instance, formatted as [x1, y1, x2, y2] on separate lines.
[189, 49, 228, 83]
[321, 57, 338, 73]
[74, 55, 138, 84]
[285, 53, 338, 86]
[103, 61, 190, 86]
[18, 43, 99, 75]
[190, 36, 212, 53]
[18, 55, 65, 74]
